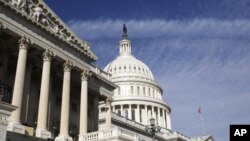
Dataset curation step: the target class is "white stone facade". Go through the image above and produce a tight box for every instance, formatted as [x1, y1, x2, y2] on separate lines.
[0, 0, 115, 140]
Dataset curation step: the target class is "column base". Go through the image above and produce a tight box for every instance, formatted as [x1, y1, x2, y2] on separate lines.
[7, 121, 25, 134]
[55, 134, 73, 141]
[36, 128, 51, 139]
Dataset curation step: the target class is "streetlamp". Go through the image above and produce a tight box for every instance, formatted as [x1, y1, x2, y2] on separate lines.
[145, 118, 161, 141]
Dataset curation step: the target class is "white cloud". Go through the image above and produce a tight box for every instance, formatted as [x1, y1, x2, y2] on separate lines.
[68, 19, 250, 40]
[68, 19, 250, 141]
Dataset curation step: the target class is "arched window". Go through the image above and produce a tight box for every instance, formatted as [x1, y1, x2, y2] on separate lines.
[153, 89, 155, 98]
[148, 88, 151, 97]
[137, 86, 140, 95]
[143, 87, 146, 96]
[131, 86, 134, 95]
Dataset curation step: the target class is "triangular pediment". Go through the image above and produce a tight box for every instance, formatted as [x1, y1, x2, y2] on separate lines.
[0, 0, 97, 61]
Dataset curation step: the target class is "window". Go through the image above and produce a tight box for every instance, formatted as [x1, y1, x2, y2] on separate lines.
[137, 86, 140, 95]
[143, 87, 146, 96]
[118, 87, 121, 95]
[140, 109, 142, 122]
[148, 88, 151, 97]
[125, 109, 128, 118]
[131, 86, 134, 95]
[132, 109, 135, 120]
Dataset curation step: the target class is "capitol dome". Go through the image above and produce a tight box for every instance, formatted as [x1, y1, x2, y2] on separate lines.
[100, 24, 171, 129]
[104, 48, 155, 83]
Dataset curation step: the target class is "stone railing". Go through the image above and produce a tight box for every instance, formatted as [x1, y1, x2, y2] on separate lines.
[90, 65, 111, 80]
[98, 111, 189, 141]
[82, 127, 135, 141]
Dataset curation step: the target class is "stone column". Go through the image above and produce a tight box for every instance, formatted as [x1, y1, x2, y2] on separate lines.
[135, 104, 140, 123]
[157, 107, 161, 125]
[162, 109, 166, 128]
[159, 109, 162, 126]
[78, 71, 91, 141]
[152, 106, 155, 119]
[121, 104, 123, 116]
[145, 105, 148, 125]
[55, 61, 73, 141]
[128, 104, 132, 119]
[36, 49, 54, 138]
[166, 112, 172, 129]
[112, 105, 115, 112]
[8, 36, 31, 134]
[105, 98, 112, 129]
[93, 96, 99, 130]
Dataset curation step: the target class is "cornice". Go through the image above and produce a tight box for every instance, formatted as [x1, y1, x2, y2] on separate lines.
[0, 0, 97, 61]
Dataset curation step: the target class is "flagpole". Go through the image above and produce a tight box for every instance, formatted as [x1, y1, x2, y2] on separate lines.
[198, 107, 204, 135]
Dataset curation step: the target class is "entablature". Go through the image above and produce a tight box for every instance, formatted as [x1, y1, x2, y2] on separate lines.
[0, 0, 97, 61]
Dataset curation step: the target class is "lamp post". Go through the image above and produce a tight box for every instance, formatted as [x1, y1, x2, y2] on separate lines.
[145, 118, 161, 141]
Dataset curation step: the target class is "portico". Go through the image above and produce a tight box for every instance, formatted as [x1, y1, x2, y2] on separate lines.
[0, 0, 116, 140]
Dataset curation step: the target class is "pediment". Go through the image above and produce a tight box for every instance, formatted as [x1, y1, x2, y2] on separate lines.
[0, 0, 97, 61]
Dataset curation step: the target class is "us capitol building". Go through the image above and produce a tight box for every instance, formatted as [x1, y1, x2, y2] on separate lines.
[0, 0, 214, 141]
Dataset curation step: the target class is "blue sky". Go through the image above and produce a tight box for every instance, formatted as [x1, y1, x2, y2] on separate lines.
[45, 1, 250, 141]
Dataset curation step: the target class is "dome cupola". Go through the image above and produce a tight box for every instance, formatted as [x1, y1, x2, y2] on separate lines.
[119, 24, 132, 56]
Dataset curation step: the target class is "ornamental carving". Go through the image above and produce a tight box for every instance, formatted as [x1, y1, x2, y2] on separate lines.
[105, 97, 113, 106]
[0, 22, 4, 31]
[1, 0, 96, 60]
[0, 113, 8, 125]
[81, 70, 92, 81]
[63, 60, 73, 72]
[43, 49, 54, 61]
[18, 36, 31, 49]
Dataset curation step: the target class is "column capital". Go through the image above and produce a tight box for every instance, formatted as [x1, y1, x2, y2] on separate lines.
[81, 70, 92, 81]
[63, 60, 73, 72]
[18, 36, 31, 50]
[105, 97, 113, 106]
[43, 49, 55, 61]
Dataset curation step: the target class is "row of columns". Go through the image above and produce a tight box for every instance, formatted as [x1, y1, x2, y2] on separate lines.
[111, 104, 171, 129]
[7, 36, 92, 141]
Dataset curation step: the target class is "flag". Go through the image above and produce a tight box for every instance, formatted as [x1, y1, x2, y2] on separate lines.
[198, 107, 201, 114]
